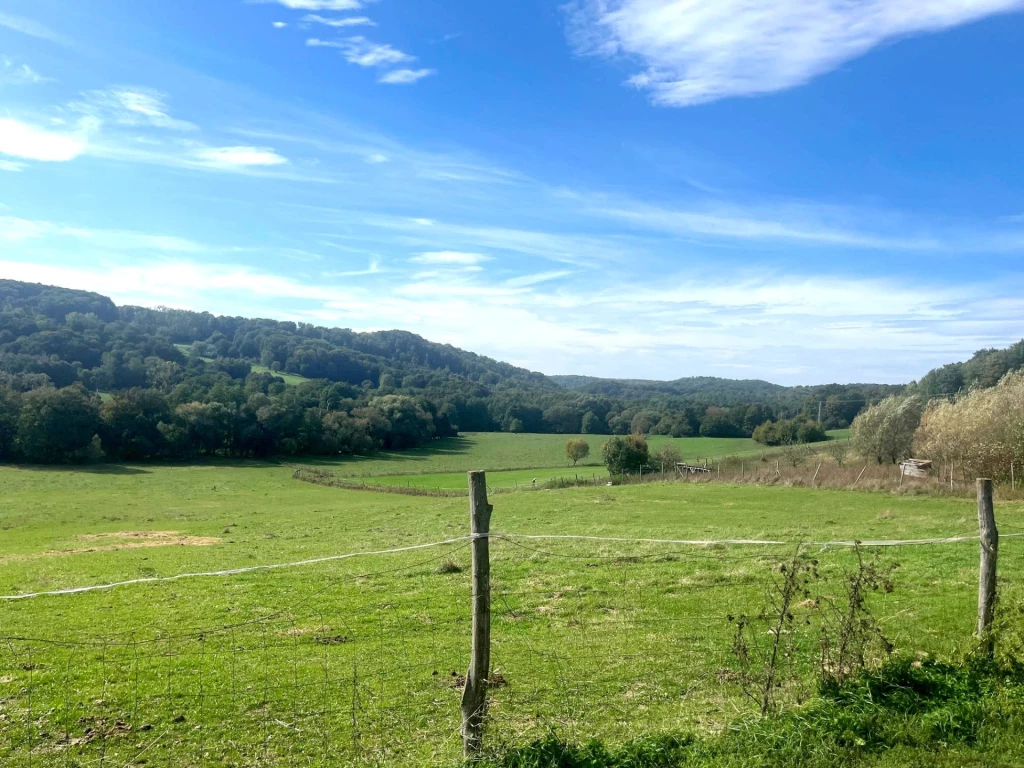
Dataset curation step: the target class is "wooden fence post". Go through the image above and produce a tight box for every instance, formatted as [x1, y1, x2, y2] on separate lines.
[977, 478, 998, 656]
[462, 471, 492, 756]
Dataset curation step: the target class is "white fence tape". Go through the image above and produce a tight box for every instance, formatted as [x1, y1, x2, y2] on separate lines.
[1, 531, 1020, 601]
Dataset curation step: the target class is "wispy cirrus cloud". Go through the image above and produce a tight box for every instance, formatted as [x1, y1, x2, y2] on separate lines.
[1, 82, 306, 179]
[0, 215, 205, 251]
[75, 88, 198, 131]
[0, 216, 51, 241]
[256, 0, 365, 10]
[595, 200, 942, 250]
[0, 12, 68, 44]
[192, 145, 289, 169]
[3, 254, 1021, 384]
[379, 68, 435, 84]
[565, 0, 1024, 106]
[1, 57, 49, 85]
[308, 36, 413, 66]
[303, 14, 376, 28]
[410, 251, 492, 266]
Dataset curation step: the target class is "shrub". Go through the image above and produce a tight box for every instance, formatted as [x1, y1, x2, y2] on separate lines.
[602, 434, 649, 475]
[851, 396, 922, 464]
[650, 443, 681, 473]
[752, 418, 827, 446]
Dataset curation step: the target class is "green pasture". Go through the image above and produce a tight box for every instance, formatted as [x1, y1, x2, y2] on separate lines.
[314, 432, 769, 478]
[250, 363, 310, 386]
[357, 465, 611, 491]
[0, 460, 1021, 766]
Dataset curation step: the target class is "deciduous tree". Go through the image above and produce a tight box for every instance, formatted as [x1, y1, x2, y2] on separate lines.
[565, 438, 590, 466]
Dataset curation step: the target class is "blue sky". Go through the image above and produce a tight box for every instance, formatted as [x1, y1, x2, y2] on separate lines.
[2, 0, 1024, 385]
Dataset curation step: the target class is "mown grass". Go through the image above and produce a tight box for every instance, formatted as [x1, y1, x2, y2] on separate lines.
[0, 461, 1020, 767]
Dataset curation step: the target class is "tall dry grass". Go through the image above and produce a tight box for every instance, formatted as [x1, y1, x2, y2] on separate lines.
[914, 371, 1024, 483]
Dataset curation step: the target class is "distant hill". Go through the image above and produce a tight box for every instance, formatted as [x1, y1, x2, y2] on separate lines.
[551, 374, 789, 403]
[912, 339, 1024, 398]
[0, 279, 554, 393]
[0, 279, 927, 464]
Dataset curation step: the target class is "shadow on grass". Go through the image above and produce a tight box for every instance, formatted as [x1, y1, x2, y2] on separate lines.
[6, 463, 153, 475]
[2, 456, 296, 475]
[299, 435, 477, 468]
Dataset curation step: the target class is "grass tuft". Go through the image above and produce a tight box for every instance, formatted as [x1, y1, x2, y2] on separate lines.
[436, 558, 464, 574]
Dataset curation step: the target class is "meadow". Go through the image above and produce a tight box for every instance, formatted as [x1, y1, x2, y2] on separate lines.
[312, 432, 769, 478]
[0, 439, 1021, 767]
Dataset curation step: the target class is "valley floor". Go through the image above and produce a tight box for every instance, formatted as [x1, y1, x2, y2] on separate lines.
[0, 449, 1020, 766]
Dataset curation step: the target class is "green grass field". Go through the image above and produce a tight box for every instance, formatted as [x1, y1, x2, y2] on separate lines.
[320, 431, 849, 493]
[314, 432, 769, 478]
[1, 456, 1021, 767]
[250, 364, 311, 386]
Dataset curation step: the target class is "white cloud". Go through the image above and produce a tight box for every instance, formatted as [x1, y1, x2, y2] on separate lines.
[0, 118, 90, 162]
[410, 251, 493, 265]
[565, 0, 1024, 106]
[309, 36, 413, 66]
[76, 88, 198, 131]
[597, 201, 940, 249]
[0, 160, 27, 172]
[4, 255, 1022, 383]
[306, 38, 345, 48]
[58, 228, 206, 253]
[379, 68, 436, 84]
[367, 215, 630, 266]
[505, 270, 573, 287]
[303, 14, 375, 27]
[365, 152, 390, 163]
[0, 12, 66, 43]
[1, 57, 48, 85]
[324, 256, 382, 277]
[0, 215, 206, 251]
[192, 145, 289, 168]
[259, 0, 364, 10]
[273, 21, 289, 28]
[0, 217, 50, 241]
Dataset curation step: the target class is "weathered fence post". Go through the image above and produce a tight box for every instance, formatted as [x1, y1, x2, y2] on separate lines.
[977, 478, 998, 656]
[462, 471, 492, 756]
[853, 465, 867, 486]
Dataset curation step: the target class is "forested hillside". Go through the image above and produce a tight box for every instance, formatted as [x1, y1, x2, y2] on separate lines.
[0, 279, 924, 463]
[912, 339, 1024, 398]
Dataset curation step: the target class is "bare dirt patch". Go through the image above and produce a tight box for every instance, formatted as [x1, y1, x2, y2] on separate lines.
[46, 531, 219, 556]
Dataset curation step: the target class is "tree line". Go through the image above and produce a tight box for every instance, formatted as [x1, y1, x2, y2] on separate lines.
[852, 370, 1024, 482]
[0, 279, 912, 464]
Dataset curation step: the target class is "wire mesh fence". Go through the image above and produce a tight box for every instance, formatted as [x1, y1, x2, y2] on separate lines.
[0, 495, 1019, 766]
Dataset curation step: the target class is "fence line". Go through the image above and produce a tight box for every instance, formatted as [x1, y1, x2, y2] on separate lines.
[0, 472, 1019, 766]
[4, 530, 1022, 603]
